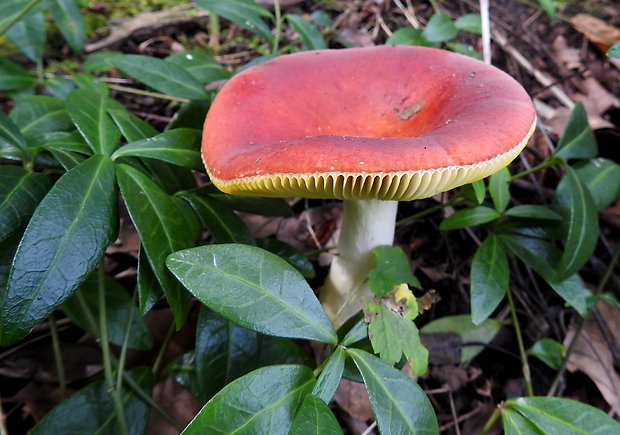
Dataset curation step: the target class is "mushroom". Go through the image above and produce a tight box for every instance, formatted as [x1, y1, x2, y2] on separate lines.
[201, 46, 536, 328]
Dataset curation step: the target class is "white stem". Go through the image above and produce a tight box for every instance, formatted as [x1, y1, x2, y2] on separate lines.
[320, 199, 398, 328]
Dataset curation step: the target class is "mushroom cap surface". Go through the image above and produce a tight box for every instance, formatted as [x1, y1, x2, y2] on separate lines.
[202, 46, 536, 201]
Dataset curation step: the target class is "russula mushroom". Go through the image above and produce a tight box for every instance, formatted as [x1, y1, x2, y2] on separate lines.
[202, 46, 536, 328]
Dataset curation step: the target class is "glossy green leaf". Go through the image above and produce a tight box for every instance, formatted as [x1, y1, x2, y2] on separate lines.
[0, 111, 30, 162]
[40, 131, 91, 155]
[112, 55, 208, 100]
[0, 0, 31, 34]
[105, 99, 158, 142]
[62, 273, 152, 350]
[47, 0, 85, 53]
[9, 96, 72, 141]
[421, 314, 502, 362]
[368, 246, 420, 297]
[446, 42, 482, 59]
[489, 168, 511, 212]
[286, 14, 326, 50]
[195, 0, 274, 42]
[312, 347, 345, 404]
[0, 233, 21, 291]
[504, 205, 563, 220]
[195, 308, 306, 402]
[256, 238, 315, 279]
[48, 148, 86, 169]
[30, 367, 153, 435]
[366, 301, 428, 375]
[165, 51, 231, 83]
[574, 158, 620, 211]
[347, 349, 438, 434]
[116, 164, 198, 327]
[502, 408, 545, 434]
[454, 13, 482, 34]
[423, 11, 457, 42]
[460, 179, 486, 205]
[340, 317, 368, 346]
[167, 100, 211, 130]
[528, 338, 565, 370]
[136, 247, 163, 314]
[5, 10, 45, 62]
[83, 51, 123, 71]
[183, 365, 314, 435]
[202, 185, 293, 216]
[66, 90, 121, 156]
[554, 102, 597, 159]
[288, 394, 343, 435]
[554, 165, 598, 282]
[0, 155, 118, 345]
[167, 244, 337, 344]
[0, 167, 51, 242]
[385, 28, 425, 46]
[548, 274, 591, 315]
[182, 194, 255, 245]
[608, 41, 620, 58]
[471, 234, 509, 325]
[505, 396, 620, 433]
[537, 0, 557, 20]
[0, 58, 35, 91]
[44, 75, 76, 100]
[72, 73, 110, 96]
[112, 128, 202, 169]
[440, 205, 500, 230]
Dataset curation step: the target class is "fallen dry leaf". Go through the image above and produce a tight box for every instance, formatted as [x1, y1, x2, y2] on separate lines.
[146, 376, 203, 435]
[570, 13, 620, 54]
[564, 300, 620, 415]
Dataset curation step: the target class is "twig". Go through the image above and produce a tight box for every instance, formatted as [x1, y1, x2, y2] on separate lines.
[393, 0, 421, 29]
[360, 421, 377, 435]
[107, 84, 190, 104]
[49, 314, 67, 399]
[507, 287, 534, 396]
[493, 31, 575, 108]
[480, 0, 491, 64]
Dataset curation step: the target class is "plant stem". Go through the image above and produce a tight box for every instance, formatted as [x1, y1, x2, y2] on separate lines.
[506, 287, 534, 396]
[115, 291, 137, 392]
[395, 195, 464, 227]
[272, 0, 282, 54]
[208, 13, 220, 50]
[152, 319, 176, 379]
[0, 0, 42, 35]
[509, 157, 560, 181]
[49, 313, 67, 399]
[479, 408, 502, 435]
[107, 84, 190, 103]
[547, 242, 620, 396]
[98, 267, 129, 435]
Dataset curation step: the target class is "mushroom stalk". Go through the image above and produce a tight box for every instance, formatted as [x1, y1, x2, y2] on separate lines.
[320, 199, 398, 328]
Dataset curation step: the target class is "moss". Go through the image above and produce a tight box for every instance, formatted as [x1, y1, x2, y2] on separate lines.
[108, 0, 184, 19]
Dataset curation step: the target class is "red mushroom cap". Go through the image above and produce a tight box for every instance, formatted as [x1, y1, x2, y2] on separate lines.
[202, 46, 536, 201]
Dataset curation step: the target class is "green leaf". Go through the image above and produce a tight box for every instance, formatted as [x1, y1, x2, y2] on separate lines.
[9, 96, 72, 141]
[528, 338, 566, 370]
[195, 308, 306, 402]
[471, 234, 509, 325]
[5, 10, 45, 62]
[256, 238, 315, 279]
[182, 193, 255, 245]
[504, 205, 563, 221]
[66, 90, 121, 156]
[195, 0, 274, 42]
[574, 158, 620, 211]
[548, 274, 591, 315]
[0, 58, 35, 91]
[502, 408, 546, 434]
[454, 13, 482, 34]
[183, 365, 314, 435]
[489, 167, 511, 212]
[505, 396, 620, 433]
[312, 347, 345, 404]
[112, 55, 208, 100]
[48, 148, 87, 170]
[40, 131, 91, 155]
[112, 128, 202, 169]
[30, 367, 153, 435]
[0, 111, 31, 162]
[554, 165, 599, 281]
[0, 233, 21, 291]
[136, 247, 163, 314]
[44, 75, 76, 100]
[366, 300, 428, 375]
[421, 314, 502, 362]
[554, 102, 597, 159]
[460, 179, 486, 204]
[104, 99, 158, 142]
[165, 51, 231, 83]
[423, 11, 457, 43]
[340, 317, 368, 346]
[62, 273, 152, 350]
[47, 0, 85, 53]
[286, 14, 326, 50]
[166, 244, 337, 344]
[72, 73, 110, 96]
[116, 164, 198, 328]
[0, 155, 118, 345]
[608, 41, 620, 58]
[201, 185, 293, 216]
[0, 166, 51, 242]
[385, 27, 424, 46]
[537, 0, 557, 20]
[446, 42, 482, 59]
[347, 349, 438, 434]
[288, 394, 343, 435]
[83, 51, 123, 71]
[368, 246, 420, 298]
[440, 205, 500, 230]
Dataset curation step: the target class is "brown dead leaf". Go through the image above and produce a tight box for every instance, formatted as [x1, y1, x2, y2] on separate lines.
[552, 36, 582, 70]
[147, 376, 202, 435]
[564, 300, 620, 414]
[333, 378, 374, 421]
[570, 14, 620, 54]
